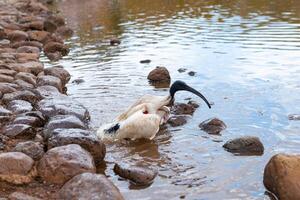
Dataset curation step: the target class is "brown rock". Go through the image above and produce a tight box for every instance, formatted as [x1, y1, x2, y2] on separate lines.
[13, 141, 44, 161]
[15, 72, 36, 85]
[147, 67, 170, 82]
[167, 115, 188, 127]
[37, 144, 96, 184]
[114, 163, 157, 186]
[0, 106, 13, 124]
[2, 124, 35, 139]
[2, 90, 39, 104]
[55, 26, 73, 38]
[16, 53, 39, 62]
[264, 154, 300, 200]
[13, 79, 34, 89]
[199, 118, 226, 135]
[0, 83, 18, 94]
[22, 21, 44, 31]
[47, 128, 106, 163]
[223, 136, 264, 155]
[43, 20, 57, 33]
[46, 16, 65, 27]
[27, 31, 49, 43]
[0, 74, 14, 83]
[8, 192, 41, 200]
[7, 100, 33, 114]
[12, 115, 43, 127]
[9, 62, 43, 75]
[0, 152, 35, 184]
[0, 69, 17, 76]
[44, 66, 70, 85]
[34, 85, 60, 98]
[16, 46, 40, 54]
[44, 42, 69, 56]
[45, 52, 62, 61]
[11, 41, 43, 50]
[8, 30, 28, 42]
[171, 103, 196, 115]
[58, 173, 124, 200]
[36, 75, 63, 92]
[44, 115, 86, 133]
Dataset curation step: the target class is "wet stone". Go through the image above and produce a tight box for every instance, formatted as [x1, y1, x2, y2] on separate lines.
[264, 154, 300, 200]
[12, 115, 43, 127]
[13, 79, 34, 89]
[9, 61, 44, 75]
[288, 114, 300, 120]
[55, 26, 73, 38]
[45, 52, 62, 61]
[58, 172, 124, 200]
[44, 66, 70, 85]
[147, 66, 170, 82]
[0, 74, 14, 83]
[11, 41, 43, 50]
[37, 144, 96, 184]
[20, 111, 46, 126]
[43, 19, 57, 33]
[13, 141, 44, 161]
[140, 59, 151, 64]
[7, 30, 28, 42]
[37, 95, 90, 122]
[168, 115, 188, 127]
[188, 71, 196, 76]
[27, 31, 50, 43]
[37, 75, 63, 92]
[22, 20, 44, 31]
[114, 163, 157, 186]
[171, 103, 196, 115]
[2, 124, 35, 139]
[8, 192, 41, 200]
[72, 78, 84, 84]
[199, 118, 227, 135]
[178, 68, 187, 73]
[0, 152, 35, 184]
[16, 53, 39, 62]
[110, 38, 121, 45]
[7, 100, 33, 114]
[16, 46, 40, 54]
[47, 128, 106, 163]
[2, 90, 39, 104]
[34, 85, 60, 98]
[15, 72, 36, 85]
[223, 136, 264, 155]
[0, 69, 17, 76]
[44, 42, 69, 56]
[0, 83, 18, 94]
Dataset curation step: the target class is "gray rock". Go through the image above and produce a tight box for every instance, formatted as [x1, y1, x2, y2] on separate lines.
[2, 124, 35, 139]
[58, 173, 124, 200]
[44, 66, 70, 85]
[15, 72, 37, 85]
[12, 115, 43, 127]
[47, 128, 105, 163]
[37, 144, 96, 184]
[36, 75, 63, 93]
[0, 83, 18, 94]
[45, 115, 86, 133]
[288, 114, 300, 120]
[7, 100, 33, 114]
[223, 136, 264, 155]
[34, 85, 60, 98]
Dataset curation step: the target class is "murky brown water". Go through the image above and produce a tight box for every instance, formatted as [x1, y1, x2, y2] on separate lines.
[46, 0, 300, 199]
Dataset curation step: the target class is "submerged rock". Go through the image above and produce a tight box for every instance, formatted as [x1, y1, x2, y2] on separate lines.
[37, 144, 96, 184]
[147, 67, 170, 82]
[114, 163, 157, 186]
[188, 71, 196, 76]
[44, 42, 69, 56]
[223, 136, 264, 155]
[171, 103, 196, 115]
[13, 141, 44, 160]
[140, 59, 151, 64]
[0, 152, 35, 184]
[110, 38, 121, 45]
[58, 173, 124, 200]
[44, 66, 70, 85]
[264, 154, 300, 200]
[167, 115, 187, 127]
[288, 114, 300, 121]
[47, 128, 105, 163]
[199, 118, 226, 135]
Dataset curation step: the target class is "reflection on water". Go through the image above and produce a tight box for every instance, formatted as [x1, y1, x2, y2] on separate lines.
[48, 0, 300, 199]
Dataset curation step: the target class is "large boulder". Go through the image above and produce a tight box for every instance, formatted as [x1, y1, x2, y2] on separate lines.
[223, 136, 264, 155]
[0, 152, 36, 184]
[147, 67, 170, 82]
[47, 128, 105, 163]
[37, 144, 96, 184]
[58, 173, 124, 200]
[264, 154, 300, 200]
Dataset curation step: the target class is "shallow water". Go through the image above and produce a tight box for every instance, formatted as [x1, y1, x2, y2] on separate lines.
[48, 0, 300, 199]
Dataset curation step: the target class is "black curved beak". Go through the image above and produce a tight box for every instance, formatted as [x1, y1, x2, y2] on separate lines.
[170, 80, 211, 109]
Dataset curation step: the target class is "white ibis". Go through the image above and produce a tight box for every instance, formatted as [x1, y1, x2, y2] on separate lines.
[97, 81, 211, 141]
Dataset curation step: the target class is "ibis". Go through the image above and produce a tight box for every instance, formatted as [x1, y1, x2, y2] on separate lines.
[97, 81, 211, 141]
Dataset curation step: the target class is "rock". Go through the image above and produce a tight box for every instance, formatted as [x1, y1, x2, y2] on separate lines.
[8, 192, 41, 200]
[7, 100, 33, 114]
[72, 78, 84, 84]
[47, 128, 105, 163]
[36, 75, 63, 92]
[11, 41, 43, 50]
[37, 144, 96, 184]
[44, 42, 69, 56]
[0, 106, 13, 124]
[15, 72, 36, 85]
[168, 115, 187, 127]
[27, 31, 50, 43]
[58, 172, 124, 200]
[16, 53, 39, 62]
[43, 20, 57, 33]
[20, 111, 46, 125]
[55, 26, 73, 38]
[114, 163, 157, 186]
[188, 71, 196, 76]
[22, 20, 44, 31]
[0, 83, 17, 94]
[45, 15, 65, 27]
[288, 114, 300, 120]
[199, 118, 226, 135]
[2, 90, 39, 104]
[147, 67, 170, 82]
[44, 115, 86, 133]
[13, 79, 34, 89]
[9, 62, 44, 75]
[0, 74, 14, 83]
[44, 66, 70, 85]
[0, 152, 35, 184]
[45, 52, 62, 61]
[16, 46, 40, 54]
[12, 115, 44, 127]
[0, 69, 17, 76]
[223, 136, 264, 155]
[140, 59, 151, 64]
[35, 85, 60, 98]
[37, 95, 90, 122]
[2, 124, 35, 139]
[7, 30, 28, 42]
[264, 154, 300, 200]
[110, 38, 121, 45]
[171, 103, 196, 115]
[13, 141, 44, 161]
[178, 68, 187, 73]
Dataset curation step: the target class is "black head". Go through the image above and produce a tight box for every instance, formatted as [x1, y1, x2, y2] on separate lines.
[169, 80, 211, 109]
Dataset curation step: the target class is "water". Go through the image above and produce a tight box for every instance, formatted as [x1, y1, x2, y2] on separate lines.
[48, 0, 300, 199]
